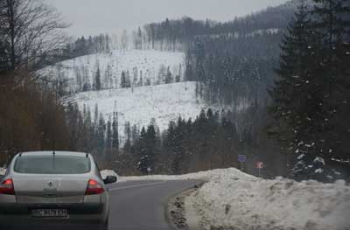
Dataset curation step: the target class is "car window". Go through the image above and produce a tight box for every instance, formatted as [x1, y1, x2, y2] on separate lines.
[14, 156, 91, 174]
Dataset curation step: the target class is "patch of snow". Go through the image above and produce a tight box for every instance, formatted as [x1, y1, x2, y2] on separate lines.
[314, 157, 325, 165]
[305, 142, 315, 148]
[331, 158, 350, 164]
[121, 168, 350, 230]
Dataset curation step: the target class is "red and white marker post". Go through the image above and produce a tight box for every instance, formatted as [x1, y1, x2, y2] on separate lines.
[256, 162, 264, 177]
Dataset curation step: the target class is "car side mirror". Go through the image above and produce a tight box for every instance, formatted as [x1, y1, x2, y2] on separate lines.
[103, 175, 117, 184]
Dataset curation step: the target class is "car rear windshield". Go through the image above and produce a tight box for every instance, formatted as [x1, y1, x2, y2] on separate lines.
[14, 155, 91, 174]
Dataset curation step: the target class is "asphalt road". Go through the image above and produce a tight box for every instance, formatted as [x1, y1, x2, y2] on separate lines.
[107, 180, 200, 230]
[0, 177, 199, 230]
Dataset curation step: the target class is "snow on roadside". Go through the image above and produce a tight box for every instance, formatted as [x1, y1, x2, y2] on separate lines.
[119, 168, 350, 230]
[117, 168, 254, 182]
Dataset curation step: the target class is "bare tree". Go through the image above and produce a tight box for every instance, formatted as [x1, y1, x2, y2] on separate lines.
[0, 0, 68, 72]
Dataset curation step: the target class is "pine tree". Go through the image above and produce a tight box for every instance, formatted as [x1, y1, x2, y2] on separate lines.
[82, 106, 93, 152]
[112, 113, 119, 152]
[95, 66, 102, 91]
[137, 127, 148, 173]
[93, 104, 99, 127]
[131, 125, 140, 144]
[125, 71, 131, 88]
[313, 0, 350, 50]
[123, 122, 132, 154]
[97, 114, 106, 157]
[165, 67, 173, 84]
[145, 124, 157, 171]
[268, 0, 318, 180]
[269, 0, 350, 181]
[138, 27, 143, 49]
[104, 65, 113, 89]
[120, 71, 126, 88]
[106, 118, 112, 160]
[309, 0, 350, 174]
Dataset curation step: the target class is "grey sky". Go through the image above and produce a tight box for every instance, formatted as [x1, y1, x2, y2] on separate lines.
[46, 0, 289, 37]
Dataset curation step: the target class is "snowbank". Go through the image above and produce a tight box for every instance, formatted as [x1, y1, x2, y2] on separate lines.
[118, 168, 253, 182]
[121, 168, 350, 230]
[191, 173, 350, 230]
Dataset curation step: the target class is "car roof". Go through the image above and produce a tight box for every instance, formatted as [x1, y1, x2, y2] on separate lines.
[18, 151, 90, 157]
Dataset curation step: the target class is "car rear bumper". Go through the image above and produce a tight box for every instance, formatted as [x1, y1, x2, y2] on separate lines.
[0, 203, 107, 225]
[0, 214, 104, 223]
[0, 203, 104, 215]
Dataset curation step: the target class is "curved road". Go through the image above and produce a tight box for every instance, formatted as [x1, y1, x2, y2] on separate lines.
[0, 177, 199, 230]
[107, 180, 200, 230]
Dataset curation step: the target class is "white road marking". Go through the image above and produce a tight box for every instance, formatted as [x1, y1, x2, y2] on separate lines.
[108, 181, 167, 191]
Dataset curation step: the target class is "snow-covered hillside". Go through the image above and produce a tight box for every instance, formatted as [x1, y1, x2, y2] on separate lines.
[43, 49, 185, 92]
[43, 49, 217, 139]
[109, 168, 350, 230]
[69, 82, 216, 139]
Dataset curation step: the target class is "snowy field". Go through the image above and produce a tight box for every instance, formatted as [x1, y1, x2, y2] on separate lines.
[107, 168, 350, 230]
[69, 82, 217, 138]
[42, 49, 185, 92]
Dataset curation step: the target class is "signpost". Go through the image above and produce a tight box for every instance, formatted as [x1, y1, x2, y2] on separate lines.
[238, 155, 246, 171]
[147, 167, 152, 176]
[256, 162, 264, 177]
[238, 155, 246, 163]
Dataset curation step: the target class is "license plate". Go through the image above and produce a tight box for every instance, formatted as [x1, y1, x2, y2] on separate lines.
[31, 209, 68, 217]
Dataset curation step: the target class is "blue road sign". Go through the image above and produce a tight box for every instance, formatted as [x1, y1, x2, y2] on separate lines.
[238, 155, 246, 163]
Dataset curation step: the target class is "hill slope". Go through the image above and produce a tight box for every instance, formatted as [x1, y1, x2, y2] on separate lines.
[42, 49, 185, 93]
[68, 82, 220, 140]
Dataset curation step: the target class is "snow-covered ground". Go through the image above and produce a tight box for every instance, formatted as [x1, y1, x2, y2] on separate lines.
[42, 49, 185, 92]
[42, 49, 221, 139]
[109, 168, 350, 230]
[69, 82, 218, 139]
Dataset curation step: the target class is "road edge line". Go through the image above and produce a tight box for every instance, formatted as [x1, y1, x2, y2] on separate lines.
[164, 180, 206, 230]
[108, 180, 167, 191]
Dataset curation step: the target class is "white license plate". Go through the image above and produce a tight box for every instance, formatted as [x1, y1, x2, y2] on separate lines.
[31, 209, 68, 217]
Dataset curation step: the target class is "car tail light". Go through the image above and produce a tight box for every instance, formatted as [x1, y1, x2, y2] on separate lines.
[85, 179, 104, 195]
[0, 179, 15, 195]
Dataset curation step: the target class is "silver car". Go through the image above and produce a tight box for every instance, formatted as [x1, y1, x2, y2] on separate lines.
[0, 151, 116, 230]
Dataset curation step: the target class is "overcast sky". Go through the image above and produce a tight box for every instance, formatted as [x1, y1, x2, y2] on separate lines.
[46, 0, 288, 37]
